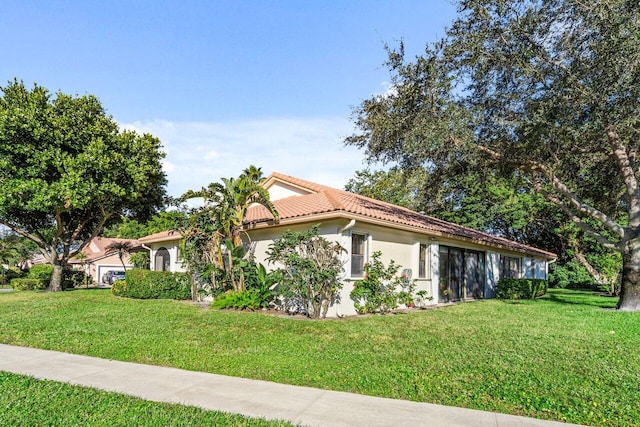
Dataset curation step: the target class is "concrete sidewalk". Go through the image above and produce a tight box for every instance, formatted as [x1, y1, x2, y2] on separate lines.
[0, 344, 582, 427]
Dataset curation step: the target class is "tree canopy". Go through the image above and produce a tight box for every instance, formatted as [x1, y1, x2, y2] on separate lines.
[0, 80, 167, 291]
[346, 0, 640, 309]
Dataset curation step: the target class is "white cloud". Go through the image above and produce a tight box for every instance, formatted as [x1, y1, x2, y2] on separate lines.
[120, 117, 367, 198]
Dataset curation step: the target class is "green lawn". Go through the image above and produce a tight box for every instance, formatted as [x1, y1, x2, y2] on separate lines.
[0, 288, 638, 426]
[0, 372, 292, 426]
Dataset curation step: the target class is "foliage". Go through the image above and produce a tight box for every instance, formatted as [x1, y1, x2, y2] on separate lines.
[210, 261, 278, 310]
[266, 225, 344, 319]
[10, 278, 46, 291]
[350, 251, 417, 314]
[346, 1, 640, 310]
[27, 264, 53, 282]
[102, 211, 187, 240]
[112, 270, 191, 300]
[211, 289, 270, 311]
[0, 80, 167, 292]
[345, 168, 425, 211]
[496, 278, 548, 300]
[129, 251, 150, 270]
[0, 372, 293, 427]
[62, 270, 89, 290]
[1, 266, 23, 286]
[0, 234, 36, 271]
[180, 166, 279, 293]
[110, 279, 127, 296]
[0, 288, 637, 426]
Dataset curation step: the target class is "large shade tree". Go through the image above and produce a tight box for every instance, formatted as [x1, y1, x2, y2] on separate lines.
[346, 0, 640, 309]
[0, 80, 167, 291]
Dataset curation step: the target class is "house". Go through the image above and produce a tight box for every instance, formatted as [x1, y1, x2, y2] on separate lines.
[69, 237, 143, 284]
[139, 172, 556, 317]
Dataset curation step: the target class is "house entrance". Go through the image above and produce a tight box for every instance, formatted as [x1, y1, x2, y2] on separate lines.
[155, 247, 170, 271]
[439, 246, 485, 301]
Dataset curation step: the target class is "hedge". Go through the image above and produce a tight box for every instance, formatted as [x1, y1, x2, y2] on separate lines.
[496, 278, 548, 300]
[11, 278, 47, 291]
[111, 270, 191, 300]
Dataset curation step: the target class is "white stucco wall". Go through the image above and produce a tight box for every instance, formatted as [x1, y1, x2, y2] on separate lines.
[267, 181, 313, 201]
[147, 240, 185, 273]
[248, 220, 441, 317]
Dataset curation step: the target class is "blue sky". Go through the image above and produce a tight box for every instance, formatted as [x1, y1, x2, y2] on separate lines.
[2, 1, 457, 198]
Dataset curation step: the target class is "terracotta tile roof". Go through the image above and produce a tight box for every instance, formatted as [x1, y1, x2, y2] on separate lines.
[247, 172, 556, 259]
[138, 230, 182, 244]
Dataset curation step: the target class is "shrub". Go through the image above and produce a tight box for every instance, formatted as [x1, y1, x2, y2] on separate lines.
[211, 288, 269, 310]
[266, 225, 344, 319]
[27, 265, 53, 282]
[113, 270, 190, 300]
[62, 269, 89, 290]
[350, 251, 417, 314]
[111, 280, 127, 296]
[10, 278, 46, 291]
[496, 278, 548, 300]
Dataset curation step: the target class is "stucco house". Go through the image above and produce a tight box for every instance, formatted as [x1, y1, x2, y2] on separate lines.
[139, 172, 555, 317]
[69, 237, 143, 284]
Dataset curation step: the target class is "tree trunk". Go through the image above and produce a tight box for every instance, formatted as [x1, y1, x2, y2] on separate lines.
[48, 263, 63, 292]
[617, 241, 640, 310]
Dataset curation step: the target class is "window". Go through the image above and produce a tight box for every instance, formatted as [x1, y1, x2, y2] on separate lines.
[418, 243, 428, 278]
[351, 233, 366, 277]
[500, 255, 521, 279]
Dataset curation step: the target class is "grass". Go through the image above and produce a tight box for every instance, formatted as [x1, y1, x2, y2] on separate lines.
[0, 372, 292, 426]
[0, 288, 638, 426]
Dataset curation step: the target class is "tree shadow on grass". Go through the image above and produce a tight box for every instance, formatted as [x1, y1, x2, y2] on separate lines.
[544, 288, 617, 309]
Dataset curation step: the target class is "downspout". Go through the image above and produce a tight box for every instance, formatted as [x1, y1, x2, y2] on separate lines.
[336, 219, 356, 318]
[339, 219, 356, 233]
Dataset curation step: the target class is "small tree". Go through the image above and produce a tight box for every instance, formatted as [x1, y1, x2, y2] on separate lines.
[266, 225, 345, 319]
[350, 251, 417, 314]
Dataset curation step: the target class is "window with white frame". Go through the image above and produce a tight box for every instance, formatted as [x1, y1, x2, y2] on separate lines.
[351, 233, 366, 277]
[418, 243, 428, 278]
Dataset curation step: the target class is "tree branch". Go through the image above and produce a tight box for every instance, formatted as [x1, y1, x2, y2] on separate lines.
[476, 144, 625, 238]
[608, 125, 640, 226]
[537, 185, 621, 251]
[0, 219, 47, 248]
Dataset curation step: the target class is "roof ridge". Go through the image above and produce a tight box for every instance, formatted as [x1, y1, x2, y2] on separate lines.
[321, 189, 345, 210]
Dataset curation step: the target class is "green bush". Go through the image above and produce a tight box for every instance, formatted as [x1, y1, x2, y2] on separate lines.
[350, 251, 416, 314]
[111, 280, 127, 296]
[113, 270, 191, 300]
[62, 269, 89, 290]
[0, 267, 24, 286]
[212, 288, 269, 310]
[11, 278, 46, 291]
[28, 265, 53, 282]
[496, 278, 548, 300]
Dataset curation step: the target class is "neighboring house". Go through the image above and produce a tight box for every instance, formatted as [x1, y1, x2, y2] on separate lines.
[69, 237, 143, 284]
[139, 172, 556, 317]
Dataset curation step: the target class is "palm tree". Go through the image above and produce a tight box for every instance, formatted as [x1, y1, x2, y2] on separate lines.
[106, 240, 134, 271]
[181, 166, 279, 292]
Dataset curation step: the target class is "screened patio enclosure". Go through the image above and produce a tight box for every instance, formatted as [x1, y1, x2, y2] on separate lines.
[439, 245, 486, 301]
